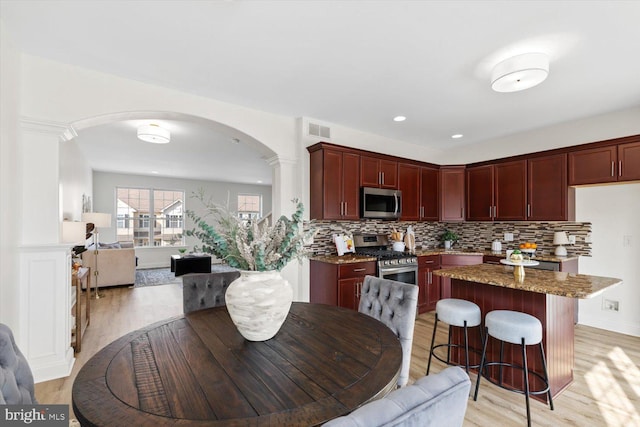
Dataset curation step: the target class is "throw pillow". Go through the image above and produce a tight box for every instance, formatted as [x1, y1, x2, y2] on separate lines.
[98, 242, 121, 249]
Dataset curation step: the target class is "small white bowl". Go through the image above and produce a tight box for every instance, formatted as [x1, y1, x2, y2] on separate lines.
[392, 242, 406, 252]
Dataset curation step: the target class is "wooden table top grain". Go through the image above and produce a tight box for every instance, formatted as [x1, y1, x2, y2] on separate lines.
[72, 302, 402, 426]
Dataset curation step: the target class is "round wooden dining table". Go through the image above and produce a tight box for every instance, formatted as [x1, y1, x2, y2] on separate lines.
[72, 302, 402, 426]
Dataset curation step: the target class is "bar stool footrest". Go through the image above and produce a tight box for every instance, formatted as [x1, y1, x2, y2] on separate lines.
[431, 343, 483, 370]
[480, 361, 551, 396]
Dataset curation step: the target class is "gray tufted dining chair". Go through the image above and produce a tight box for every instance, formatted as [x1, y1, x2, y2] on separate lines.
[358, 275, 419, 388]
[0, 323, 37, 404]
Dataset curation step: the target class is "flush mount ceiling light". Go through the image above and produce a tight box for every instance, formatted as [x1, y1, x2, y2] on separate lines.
[137, 124, 170, 144]
[451, 134, 464, 139]
[393, 116, 406, 122]
[491, 53, 549, 93]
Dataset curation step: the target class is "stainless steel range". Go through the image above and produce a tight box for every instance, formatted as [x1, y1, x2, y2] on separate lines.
[353, 234, 418, 285]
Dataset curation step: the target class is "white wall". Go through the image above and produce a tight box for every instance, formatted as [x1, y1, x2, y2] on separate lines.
[92, 171, 272, 268]
[59, 139, 92, 221]
[440, 107, 640, 165]
[576, 183, 640, 337]
[0, 20, 21, 329]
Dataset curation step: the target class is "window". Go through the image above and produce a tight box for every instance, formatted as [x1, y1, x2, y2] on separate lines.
[116, 187, 185, 247]
[237, 194, 262, 220]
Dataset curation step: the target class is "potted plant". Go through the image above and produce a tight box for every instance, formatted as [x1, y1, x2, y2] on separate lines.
[185, 190, 315, 341]
[441, 229, 459, 250]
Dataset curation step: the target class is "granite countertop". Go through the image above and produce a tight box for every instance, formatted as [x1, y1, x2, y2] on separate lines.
[433, 263, 621, 299]
[310, 254, 377, 264]
[311, 249, 579, 264]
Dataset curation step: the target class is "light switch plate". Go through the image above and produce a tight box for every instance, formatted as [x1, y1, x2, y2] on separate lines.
[504, 233, 514, 242]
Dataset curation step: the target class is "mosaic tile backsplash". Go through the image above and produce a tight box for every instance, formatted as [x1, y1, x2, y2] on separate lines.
[308, 220, 592, 257]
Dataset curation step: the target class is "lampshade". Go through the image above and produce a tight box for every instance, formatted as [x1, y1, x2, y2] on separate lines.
[137, 124, 170, 144]
[61, 221, 87, 244]
[82, 212, 112, 228]
[553, 231, 570, 245]
[491, 53, 549, 93]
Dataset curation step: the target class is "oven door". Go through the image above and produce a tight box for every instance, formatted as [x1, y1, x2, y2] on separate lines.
[379, 265, 418, 285]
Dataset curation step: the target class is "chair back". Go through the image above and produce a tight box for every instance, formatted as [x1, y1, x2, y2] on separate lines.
[323, 367, 471, 427]
[0, 323, 37, 404]
[358, 275, 418, 387]
[182, 267, 240, 313]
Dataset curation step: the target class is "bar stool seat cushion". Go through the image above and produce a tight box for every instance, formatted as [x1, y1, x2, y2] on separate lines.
[436, 299, 481, 327]
[486, 310, 542, 345]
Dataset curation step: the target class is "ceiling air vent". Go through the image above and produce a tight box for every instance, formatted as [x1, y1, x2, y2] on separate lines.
[308, 122, 331, 139]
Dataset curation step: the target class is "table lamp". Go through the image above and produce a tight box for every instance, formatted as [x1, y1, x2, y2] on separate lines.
[61, 221, 87, 245]
[81, 212, 112, 299]
[553, 231, 570, 256]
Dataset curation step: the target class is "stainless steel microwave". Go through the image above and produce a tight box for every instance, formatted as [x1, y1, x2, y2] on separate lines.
[361, 187, 402, 219]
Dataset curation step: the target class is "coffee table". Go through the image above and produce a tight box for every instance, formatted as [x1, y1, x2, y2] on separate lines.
[170, 254, 212, 276]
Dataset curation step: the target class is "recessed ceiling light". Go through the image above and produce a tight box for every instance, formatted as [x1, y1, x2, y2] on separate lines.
[451, 134, 464, 139]
[393, 116, 406, 122]
[257, 180, 263, 184]
[151, 171, 159, 174]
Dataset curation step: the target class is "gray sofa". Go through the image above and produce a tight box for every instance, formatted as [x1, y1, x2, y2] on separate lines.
[323, 367, 471, 427]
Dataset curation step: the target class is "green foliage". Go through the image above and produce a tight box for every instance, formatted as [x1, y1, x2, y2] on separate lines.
[185, 190, 315, 271]
[440, 229, 459, 242]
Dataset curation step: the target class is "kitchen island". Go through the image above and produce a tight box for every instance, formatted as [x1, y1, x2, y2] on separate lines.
[434, 264, 621, 401]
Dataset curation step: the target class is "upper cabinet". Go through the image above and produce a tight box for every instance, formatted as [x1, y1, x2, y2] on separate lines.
[420, 166, 439, 221]
[308, 145, 360, 220]
[398, 163, 420, 220]
[398, 163, 439, 221]
[439, 167, 465, 222]
[569, 139, 640, 185]
[361, 156, 398, 189]
[466, 160, 527, 221]
[527, 154, 568, 221]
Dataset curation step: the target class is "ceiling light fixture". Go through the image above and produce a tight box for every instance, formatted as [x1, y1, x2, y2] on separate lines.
[137, 124, 170, 144]
[393, 116, 406, 122]
[451, 134, 464, 139]
[491, 53, 549, 93]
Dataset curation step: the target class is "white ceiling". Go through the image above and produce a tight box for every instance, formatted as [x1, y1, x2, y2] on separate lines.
[3, 1, 640, 182]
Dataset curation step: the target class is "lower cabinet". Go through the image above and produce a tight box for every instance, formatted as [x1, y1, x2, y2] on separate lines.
[310, 260, 376, 311]
[439, 254, 483, 299]
[418, 255, 441, 313]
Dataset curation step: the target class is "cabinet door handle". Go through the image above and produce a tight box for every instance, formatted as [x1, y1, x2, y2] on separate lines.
[489, 206, 492, 217]
[379, 172, 382, 185]
[381, 172, 385, 185]
[420, 206, 424, 218]
[527, 203, 531, 218]
[611, 161, 615, 177]
[428, 271, 432, 284]
[344, 202, 348, 216]
[353, 268, 366, 272]
[619, 160, 622, 177]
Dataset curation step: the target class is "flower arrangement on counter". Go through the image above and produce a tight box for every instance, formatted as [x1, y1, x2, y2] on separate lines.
[185, 190, 315, 271]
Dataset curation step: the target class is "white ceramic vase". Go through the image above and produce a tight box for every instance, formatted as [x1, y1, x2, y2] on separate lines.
[225, 270, 293, 341]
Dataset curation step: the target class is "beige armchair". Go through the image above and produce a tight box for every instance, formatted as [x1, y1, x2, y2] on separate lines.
[81, 243, 136, 288]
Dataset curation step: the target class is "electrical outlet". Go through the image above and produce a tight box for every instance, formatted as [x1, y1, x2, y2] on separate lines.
[603, 299, 619, 312]
[568, 235, 576, 245]
[504, 233, 514, 242]
[623, 235, 632, 247]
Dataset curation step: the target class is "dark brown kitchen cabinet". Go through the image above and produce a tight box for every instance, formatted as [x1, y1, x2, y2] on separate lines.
[398, 163, 420, 220]
[569, 140, 640, 185]
[420, 167, 439, 221]
[618, 141, 640, 181]
[440, 254, 483, 299]
[418, 255, 441, 313]
[527, 153, 568, 221]
[310, 260, 376, 310]
[361, 156, 398, 189]
[439, 167, 465, 222]
[569, 145, 618, 185]
[467, 160, 527, 221]
[309, 146, 360, 220]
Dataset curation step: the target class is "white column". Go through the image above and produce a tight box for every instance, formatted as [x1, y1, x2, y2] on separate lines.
[267, 155, 310, 302]
[17, 118, 77, 381]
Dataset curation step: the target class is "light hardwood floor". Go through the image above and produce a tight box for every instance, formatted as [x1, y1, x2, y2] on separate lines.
[37, 285, 640, 426]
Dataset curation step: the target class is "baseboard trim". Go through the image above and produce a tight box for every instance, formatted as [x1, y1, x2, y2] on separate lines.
[32, 347, 75, 383]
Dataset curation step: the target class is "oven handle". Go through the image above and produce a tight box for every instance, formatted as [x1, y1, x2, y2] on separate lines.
[380, 266, 417, 274]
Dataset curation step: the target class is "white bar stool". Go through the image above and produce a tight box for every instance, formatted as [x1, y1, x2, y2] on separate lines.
[473, 310, 554, 427]
[426, 298, 482, 375]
